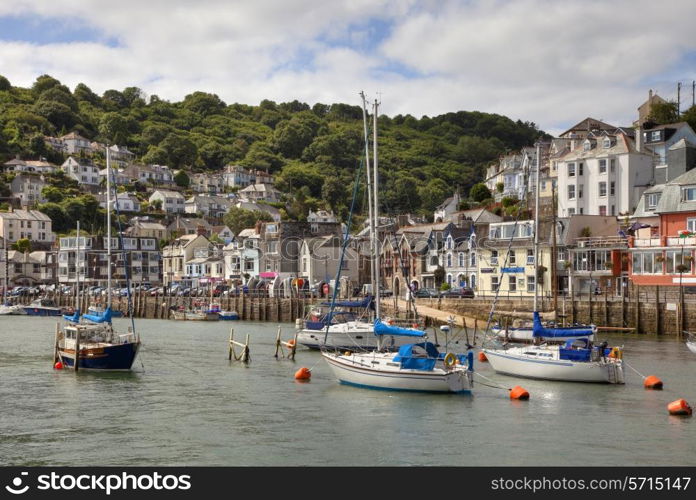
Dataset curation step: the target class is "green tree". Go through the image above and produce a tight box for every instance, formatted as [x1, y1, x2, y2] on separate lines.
[98, 112, 130, 144]
[0, 74, 11, 91]
[174, 170, 190, 188]
[223, 207, 273, 234]
[647, 100, 679, 125]
[469, 183, 492, 202]
[41, 186, 65, 203]
[11, 238, 31, 253]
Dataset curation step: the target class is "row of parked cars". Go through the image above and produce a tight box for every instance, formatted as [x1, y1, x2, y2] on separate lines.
[412, 287, 475, 299]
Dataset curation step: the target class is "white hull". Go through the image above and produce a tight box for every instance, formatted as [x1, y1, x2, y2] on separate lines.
[493, 327, 595, 342]
[297, 321, 416, 351]
[172, 311, 219, 321]
[0, 304, 27, 315]
[687, 341, 696, 354]
[483, 347, 625, 384]
[322, 351, 473, 393]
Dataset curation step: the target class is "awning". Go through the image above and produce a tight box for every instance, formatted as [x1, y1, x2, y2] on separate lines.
[259, 272, 278, 278]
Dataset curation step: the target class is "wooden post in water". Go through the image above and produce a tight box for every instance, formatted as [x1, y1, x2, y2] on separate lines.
[655, 285, 661, 335]
[634, 285, 641, 334]
[604, 287, 609, 327]
[53, 323, 59, 365]
[228, 328, 234, 360]
[74, 327, 80, 372]
[571, 288, 576, 324]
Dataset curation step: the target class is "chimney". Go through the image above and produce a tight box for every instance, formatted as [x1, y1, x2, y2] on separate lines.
[649, 89, 653, 100]
[635, 124, 642, 152]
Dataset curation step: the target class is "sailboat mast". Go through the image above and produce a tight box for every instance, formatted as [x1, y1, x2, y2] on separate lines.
[373, 99, 381, 319]
[106, 146, 112, 310]
[3, 239, 8, 305]
[533, 142, 541, 312]
[360, 92, 376, 309]
[75, 220, 80, 312]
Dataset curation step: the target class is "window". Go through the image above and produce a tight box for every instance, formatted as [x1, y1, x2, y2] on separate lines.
[603, 138, 611, 148]
[666, 250, 682, 274]
[632, 251, 660, 274]
[651, 130, 661, 141]
[611, 205, 615, 215]
[568, 208, 576, 216]
[610, 159, 616, 172]
[568, 163, 576, 177]
[599, 159, 607, 173]
[683, 187, 696, 201]
[610, 181, 615, 196]
[688, 218, 696, 233]
[508, 251, 516, 265]
[491, 276, 499, 292]
[646, 193, 660, 209]
[458, 253, 464, 267]
[527, 275, 536, 292]
[568, 185, 576, 200]
[578, 163, 584, 176]
[446, 237, 453, 250]
[578, 184, 583, 199]
[446, 254, 452, 268]
[490, 250, 498, 266]
[583, 141, 591, 151]
[527, 249, 534, 265]
[599, 205, 607, 216]
[599, 182, 607, 197]
[470, 252, 476, 267]
[508, 276, 517, 292]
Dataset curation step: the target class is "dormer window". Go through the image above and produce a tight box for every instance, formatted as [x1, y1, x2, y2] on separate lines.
[683, 187, 696, 202]
[646, 193, 660, 209]
[583, 140, 592, 151]
[651, 130, 661, 142]
[603, 138, 612, 148]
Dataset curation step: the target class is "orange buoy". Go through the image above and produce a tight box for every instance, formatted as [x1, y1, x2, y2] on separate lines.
[294, 367, 311, 381]
[54, 361, 63, 370]
[478, 351, 488, 362]
[643, 375, 663, 390]
[510, 385, 530, 400]
[667, 399, 692, 416]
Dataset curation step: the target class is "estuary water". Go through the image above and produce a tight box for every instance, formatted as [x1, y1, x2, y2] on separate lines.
[0, 316, 694, 466]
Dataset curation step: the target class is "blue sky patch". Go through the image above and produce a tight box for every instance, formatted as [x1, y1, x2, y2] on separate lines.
[0, 14, 118, 47]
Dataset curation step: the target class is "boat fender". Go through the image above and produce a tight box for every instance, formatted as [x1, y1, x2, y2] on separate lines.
[608, 346, 622, 359]
[443, 352, 457, 368]
[644, 375, 663, 390]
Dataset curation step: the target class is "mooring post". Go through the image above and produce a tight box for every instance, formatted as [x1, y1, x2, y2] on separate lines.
[274, 327, 281, 358]
[53, 322, 59, 365]
[228, 328, 234, 360]
[74, 327, 80, 372]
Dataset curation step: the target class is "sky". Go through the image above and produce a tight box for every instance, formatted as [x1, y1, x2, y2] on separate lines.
[1, 0, 695, 136]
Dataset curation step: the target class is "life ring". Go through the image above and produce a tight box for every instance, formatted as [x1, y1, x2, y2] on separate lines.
[443, 352, 457, 368]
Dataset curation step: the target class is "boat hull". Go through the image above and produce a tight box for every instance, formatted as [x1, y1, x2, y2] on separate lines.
[24, 307, 62, 316]
[482, 348, 624, 383]
[493, 327, 595, 342]
[0, 304, 27, 315]
[322, 351, 472, 393]
[59, 342, 140, 371]
[297, 321, 417, 351]
[219, 311, 239, 320]
[172, 311, 219, 321]
[687, 341, 696, 354]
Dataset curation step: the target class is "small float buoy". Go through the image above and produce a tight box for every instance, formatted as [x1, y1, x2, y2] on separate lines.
[478, 352, 488, 362]
[294, 367, 311, 381]
[643, 375, 663, 390]
[510, 385, 530, 400]
[54, 361, 63, 370]
[667, 399, 692, 416]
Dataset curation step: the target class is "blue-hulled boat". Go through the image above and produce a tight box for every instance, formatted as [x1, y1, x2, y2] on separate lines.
[54, 148, 141, 372]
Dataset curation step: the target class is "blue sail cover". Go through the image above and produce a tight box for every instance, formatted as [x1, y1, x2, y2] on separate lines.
[392, 342, 439, 370]
[321, 295, 374, 309]
[82, 306, 113, 324]
[63, 309, 81, 323]
[374, 318, 427, 338]
[532, 311, 593, 338]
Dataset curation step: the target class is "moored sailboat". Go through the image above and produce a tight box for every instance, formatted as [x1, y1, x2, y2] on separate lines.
[54, 147, 140, 371]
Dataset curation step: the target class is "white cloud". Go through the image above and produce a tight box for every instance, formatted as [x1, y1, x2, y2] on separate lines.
[0, 0, 695, 135]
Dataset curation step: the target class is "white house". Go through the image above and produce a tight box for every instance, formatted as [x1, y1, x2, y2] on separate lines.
[184, 195, 232, 218]
[0, 209, 55, 245]
[557, 131, 653, 217]
[61, 156, 100, 188]
[60, 132, 92, 155]
[149, 189, 185, 214]
[10, 174, 46, 207]
[97, 192, 141, 212]
[161, 234, 212, 285]
[223, 229, 260, 283]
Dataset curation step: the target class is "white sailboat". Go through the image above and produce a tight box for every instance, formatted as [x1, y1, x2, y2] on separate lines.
[296, 91, 413, 352]
[54, 147, 141, 371]
[321, 95, 472, 393]
[482, 143, 625, 383]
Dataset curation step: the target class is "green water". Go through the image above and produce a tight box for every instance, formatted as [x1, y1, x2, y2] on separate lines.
[0, 316, 694, 466]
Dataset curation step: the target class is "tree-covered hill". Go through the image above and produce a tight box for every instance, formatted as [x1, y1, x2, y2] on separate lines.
[0, 73, 548, 220]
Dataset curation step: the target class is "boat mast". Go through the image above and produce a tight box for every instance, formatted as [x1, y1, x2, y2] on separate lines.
[373, 99, 381, 320]
[360, 92, 376, 312]
[533, 142, 541, 313]
[3, 239, 8, 305]
[75, 220, 80, 313]
[106, 146, 112, 310]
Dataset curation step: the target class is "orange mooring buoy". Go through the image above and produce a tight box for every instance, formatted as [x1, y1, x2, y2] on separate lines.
[667, 399, 692, 416]
[510, 385, 530, 400]
[643, 375, 663, 390]
[294, 367, 311, 381]
[54, 361, 63, 370]
[478, 352, 488, 362]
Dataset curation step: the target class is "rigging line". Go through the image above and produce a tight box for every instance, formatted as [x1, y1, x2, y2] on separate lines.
[139, 345, 200, 374]
[481, 162, 535, 348]
[473, 371, 512, 391]
[322, 155, 365, 347]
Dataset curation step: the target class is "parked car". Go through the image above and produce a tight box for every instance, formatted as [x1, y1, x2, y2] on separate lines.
[439, 287, 475, 299]
[412, 288, 439, 298]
